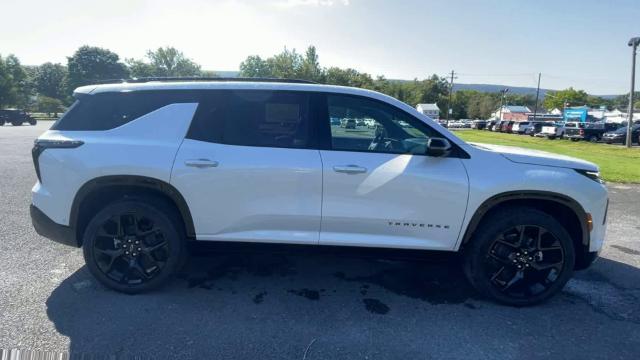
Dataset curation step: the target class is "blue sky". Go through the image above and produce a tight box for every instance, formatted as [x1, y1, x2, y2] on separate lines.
[1, 0, 638, 94]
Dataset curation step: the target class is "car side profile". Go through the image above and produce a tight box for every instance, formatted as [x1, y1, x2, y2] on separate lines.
[30, 79, 608, 306]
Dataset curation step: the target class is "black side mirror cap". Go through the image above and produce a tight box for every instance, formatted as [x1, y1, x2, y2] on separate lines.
[426, 137, 452, 157]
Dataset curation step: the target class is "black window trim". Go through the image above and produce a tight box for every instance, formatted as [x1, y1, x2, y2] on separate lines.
[316, 92, 470, 159]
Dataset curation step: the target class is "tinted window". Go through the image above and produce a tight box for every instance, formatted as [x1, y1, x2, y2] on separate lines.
[188, 91, 311, 149]
[326, 94, 436, 154]
[52, 91, 197, 131]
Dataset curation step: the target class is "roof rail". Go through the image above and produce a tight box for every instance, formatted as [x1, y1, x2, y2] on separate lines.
[93, 77, 317, 85]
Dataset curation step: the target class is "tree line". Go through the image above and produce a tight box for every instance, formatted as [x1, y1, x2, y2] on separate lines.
[0, 45, 635, 118]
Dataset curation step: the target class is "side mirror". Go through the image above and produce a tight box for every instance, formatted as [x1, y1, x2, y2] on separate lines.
[426, 137, 452, 157]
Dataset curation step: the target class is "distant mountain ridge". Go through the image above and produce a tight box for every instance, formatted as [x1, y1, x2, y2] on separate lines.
[210, 71, 619, 98]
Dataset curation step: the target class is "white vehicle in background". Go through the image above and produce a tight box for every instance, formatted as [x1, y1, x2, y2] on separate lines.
[30, 79, 607, 306]
[536, 122, 566, 139]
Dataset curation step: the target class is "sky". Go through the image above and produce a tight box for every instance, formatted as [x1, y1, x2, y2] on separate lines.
[1, 0, 639, 95]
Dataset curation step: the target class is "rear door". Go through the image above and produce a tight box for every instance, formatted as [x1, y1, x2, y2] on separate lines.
[171, 90, 323, 245]
[317, 94, 469, 250]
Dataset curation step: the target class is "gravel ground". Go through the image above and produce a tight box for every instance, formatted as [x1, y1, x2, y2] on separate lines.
[0, 122, 639, 359]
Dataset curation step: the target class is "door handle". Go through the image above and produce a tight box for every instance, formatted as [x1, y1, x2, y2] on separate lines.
[333, 165, 367, 174]
[185, 159, 219, 168]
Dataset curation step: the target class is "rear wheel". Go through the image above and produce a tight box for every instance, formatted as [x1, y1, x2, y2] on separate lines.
[82, 197, 186, 294]
[588, 135, 598, 143]
[463, 207, 575, 306]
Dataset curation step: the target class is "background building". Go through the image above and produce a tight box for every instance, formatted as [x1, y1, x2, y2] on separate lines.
[416, 103, 440, 120]
[491, 105, 532, 121]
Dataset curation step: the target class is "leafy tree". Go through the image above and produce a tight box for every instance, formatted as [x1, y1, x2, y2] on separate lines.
[266, 47, 304, 79]
[0, 54, 33, 109]
[35, 95, 65, 115]
[325, 67, 374, 88]
[127, 47, 203, 78]
[543, 87, 589, 110]
[299, 46, 324, 82]
[126, 58, 157, 78]
[239, 55, 272, 77]
[67, 46, 129, 91]
[35, 63, 67, 100]
[145, 47, 202, 77]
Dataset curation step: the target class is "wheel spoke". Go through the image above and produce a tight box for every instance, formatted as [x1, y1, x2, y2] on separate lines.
[143, 240, 168, 253]
[531, 261, 563, 271]
[131, 260, 152, 280]
[488, 252, 513, 266]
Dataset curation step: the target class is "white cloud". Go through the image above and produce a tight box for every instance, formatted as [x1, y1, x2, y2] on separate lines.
[274, 0, 350, 8]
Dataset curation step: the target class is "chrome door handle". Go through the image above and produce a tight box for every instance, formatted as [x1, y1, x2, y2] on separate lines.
[185, 159, 219, 168]
[333, 165, 367, 174]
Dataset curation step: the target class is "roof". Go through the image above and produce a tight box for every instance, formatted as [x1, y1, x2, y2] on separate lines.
[504, 105, 531, 113]
[416, 103, 440, 111]
[74, 80, 378, 98]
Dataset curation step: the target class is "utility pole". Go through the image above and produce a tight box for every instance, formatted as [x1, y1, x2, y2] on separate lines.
[498, 88, 509, 121]
[626, 37, 639, 148]
[533, 73, 541, 121]
[446, 70, 457, 126]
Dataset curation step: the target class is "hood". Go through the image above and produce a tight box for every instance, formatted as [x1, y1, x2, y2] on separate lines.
[470, 143, 598, 171]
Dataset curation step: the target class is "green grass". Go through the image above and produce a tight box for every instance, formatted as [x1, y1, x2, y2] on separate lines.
[455, 130, 640, 183]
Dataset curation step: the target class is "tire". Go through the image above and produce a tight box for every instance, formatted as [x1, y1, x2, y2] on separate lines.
[82, 197, 186, 294]
[570, 138, 579, 142]
[29, 120, 37, 125]
[11, 121, 22, 126]
[463, 206, 575, 306]
[588, 136, 598, 143]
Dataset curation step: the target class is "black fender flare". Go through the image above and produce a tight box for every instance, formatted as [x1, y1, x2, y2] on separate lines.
[461, 190, 589, 247]
[70, 175, 196, 239]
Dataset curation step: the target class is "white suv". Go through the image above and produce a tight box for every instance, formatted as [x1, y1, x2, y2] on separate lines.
[30, 79, 608, 306]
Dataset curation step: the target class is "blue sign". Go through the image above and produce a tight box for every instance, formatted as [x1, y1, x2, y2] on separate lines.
[563, 107, 588, 122]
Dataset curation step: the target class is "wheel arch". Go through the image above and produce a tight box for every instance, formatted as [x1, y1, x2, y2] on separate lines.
[461, 191, 592, 269]
[70, 175, 196, 246]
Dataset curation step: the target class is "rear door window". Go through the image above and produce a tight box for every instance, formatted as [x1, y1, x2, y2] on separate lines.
[187, 90, 314, 149]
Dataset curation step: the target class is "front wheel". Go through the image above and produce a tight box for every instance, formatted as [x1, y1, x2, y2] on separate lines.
[463, 207, 575, 306]
[82, 198, 186, 294]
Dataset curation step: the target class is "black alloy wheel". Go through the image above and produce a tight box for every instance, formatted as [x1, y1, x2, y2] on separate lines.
[464, 207, 575, 306]
[83, 198, 185, 293]
[484, 225, 565, 300]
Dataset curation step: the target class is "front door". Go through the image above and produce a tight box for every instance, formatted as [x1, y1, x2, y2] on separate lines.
[318, 94, 469, 250]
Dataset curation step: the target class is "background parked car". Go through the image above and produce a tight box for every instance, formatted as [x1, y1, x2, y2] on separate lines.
[565, 122, 620, 143]
[602, 124, 640, 145]
[525, 122, 551, 136]
[0, 109, 37, 126]
[536, 122, 565, 139]
[485, 120, 497, 130]
[472, 120, 487, 130]
[500, 120, 515, 133]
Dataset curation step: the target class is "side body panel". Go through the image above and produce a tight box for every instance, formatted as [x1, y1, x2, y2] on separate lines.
[171, 139, 323, 245]
[456, 149, 608, 252]
[31, 103, 198, 225]
[318, 151, 469, 250]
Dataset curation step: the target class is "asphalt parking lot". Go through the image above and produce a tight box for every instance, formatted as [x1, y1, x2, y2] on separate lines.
[1, 122, 639, 359]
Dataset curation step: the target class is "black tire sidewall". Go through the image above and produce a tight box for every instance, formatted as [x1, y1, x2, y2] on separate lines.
[82, 198, 185, 294]
[464, 207, 576, 306]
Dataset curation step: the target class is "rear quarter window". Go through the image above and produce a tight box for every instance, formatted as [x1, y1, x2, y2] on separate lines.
[52, 91, 198, 131]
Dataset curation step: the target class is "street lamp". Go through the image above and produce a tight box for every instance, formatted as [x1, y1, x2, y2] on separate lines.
[626, 37, 640, 148]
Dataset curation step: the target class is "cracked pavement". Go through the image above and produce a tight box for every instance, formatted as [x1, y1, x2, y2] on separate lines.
[0, 122, 639, 359]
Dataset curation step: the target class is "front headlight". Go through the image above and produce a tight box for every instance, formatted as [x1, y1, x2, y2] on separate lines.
[575, 169, 605, 184]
